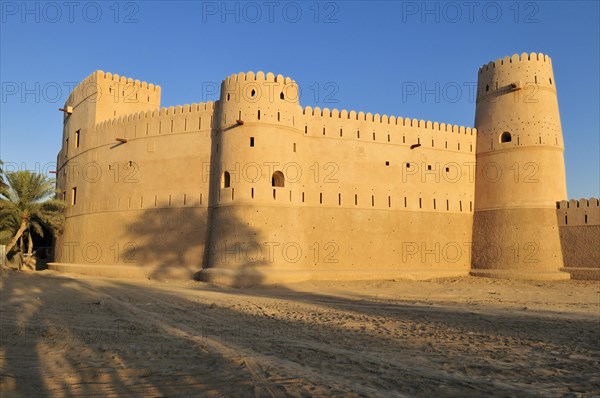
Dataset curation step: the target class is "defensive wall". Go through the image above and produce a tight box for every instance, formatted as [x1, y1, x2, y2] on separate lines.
[556, 199, 600, 280]
[48, 53, 597, 284]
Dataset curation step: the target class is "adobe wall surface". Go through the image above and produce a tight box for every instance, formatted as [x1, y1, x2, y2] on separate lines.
[50, 56, 595, 284]
[556, 199, 600, 280]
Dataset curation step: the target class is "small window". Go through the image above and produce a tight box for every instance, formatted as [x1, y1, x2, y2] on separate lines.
[71, 187, 77, 206]
[486, 84, 489, 92]
[222, 171, 231, 188]
[251, 89, 256, 97]
[75, 130, 81, 148]
[427, 165, 432, 171]
[500, 132, 512, 143]
[280, 92, 284, 100]
[272, 171, 284, 187]
[385, 161, 390, 166]
[250, 137, 254, 147]
[293, 143, 296, 152]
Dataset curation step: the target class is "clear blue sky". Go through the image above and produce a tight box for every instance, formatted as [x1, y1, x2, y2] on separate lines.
[1, 1, 598, 199]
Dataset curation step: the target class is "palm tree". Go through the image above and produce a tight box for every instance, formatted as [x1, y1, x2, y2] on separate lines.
[0, 160, 7, 191]
[0, 171, 65, 262]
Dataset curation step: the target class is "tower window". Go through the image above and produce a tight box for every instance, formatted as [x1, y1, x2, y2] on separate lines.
[500, 132, 512, 143]
[486, 84, 489, 92]
[280, 92, 285, 100]
[71, 187, 77, 206]
[75, 130, 81, 148]
[250, 137, 255, 147]
[272, 171, 284, 187]
[385, 161, 390, 166]
[222, 171, 231, 188]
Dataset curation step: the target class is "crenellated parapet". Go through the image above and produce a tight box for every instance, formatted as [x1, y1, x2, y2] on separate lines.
[65, 70, 161, 111]
[218, 71, 301, 130]
[557, 198, 600, 226]
[477, 52, 555, 100]
[301, 106, 476, 153]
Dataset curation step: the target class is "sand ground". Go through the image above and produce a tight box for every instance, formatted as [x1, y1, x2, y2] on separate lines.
[0, 270, 598, 397]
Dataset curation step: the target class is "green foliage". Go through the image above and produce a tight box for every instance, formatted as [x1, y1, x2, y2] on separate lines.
[0, 170, 65, 251]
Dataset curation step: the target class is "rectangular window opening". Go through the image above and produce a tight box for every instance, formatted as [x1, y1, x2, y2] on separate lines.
[71, 187, 77, 205]
[388, 196, 391, 208]
[355, 194, 358, 206]
[273, 189, 276, 199]
[385, 161, 390, 166]
[320, 193, 323, 204]
[251, 188, 254, 199]
[371, 195, 375, 207]
[338, 193, 341, 206]
[250, 137, 255, 147]
[75, 130, 81, 148]
[293, 143, 296, 152]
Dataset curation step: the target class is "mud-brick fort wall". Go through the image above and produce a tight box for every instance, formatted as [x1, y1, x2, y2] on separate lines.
[54, 71, 214, 279]
[205, 72, 476, 285]
[52, 54, 595, 284]
[53, 70, 477, 282]
[556, 199, 600, 279]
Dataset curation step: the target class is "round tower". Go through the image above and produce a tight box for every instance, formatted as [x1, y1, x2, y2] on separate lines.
[472, 52, 568, 279]
[201, 71, 306, 285]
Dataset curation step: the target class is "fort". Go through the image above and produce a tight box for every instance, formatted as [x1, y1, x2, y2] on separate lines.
[49, 52, 599, 285]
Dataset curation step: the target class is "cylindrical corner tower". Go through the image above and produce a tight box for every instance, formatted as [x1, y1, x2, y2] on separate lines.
[472, 52, 568, 279]
[200, 71, 306, 286]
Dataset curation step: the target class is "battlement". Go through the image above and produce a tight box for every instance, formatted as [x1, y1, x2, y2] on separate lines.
[478, 52, 552, 74]
[223, 71, 296, 85]
[95, 101, 216, 130]
[302, 106, 475, 135]
[65, 70, 161, 108]
[557, 198, 600, 226]
[477, 52, 556, 99]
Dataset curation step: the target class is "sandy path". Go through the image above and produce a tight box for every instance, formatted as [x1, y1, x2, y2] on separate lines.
[1, 271, 599, 397]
